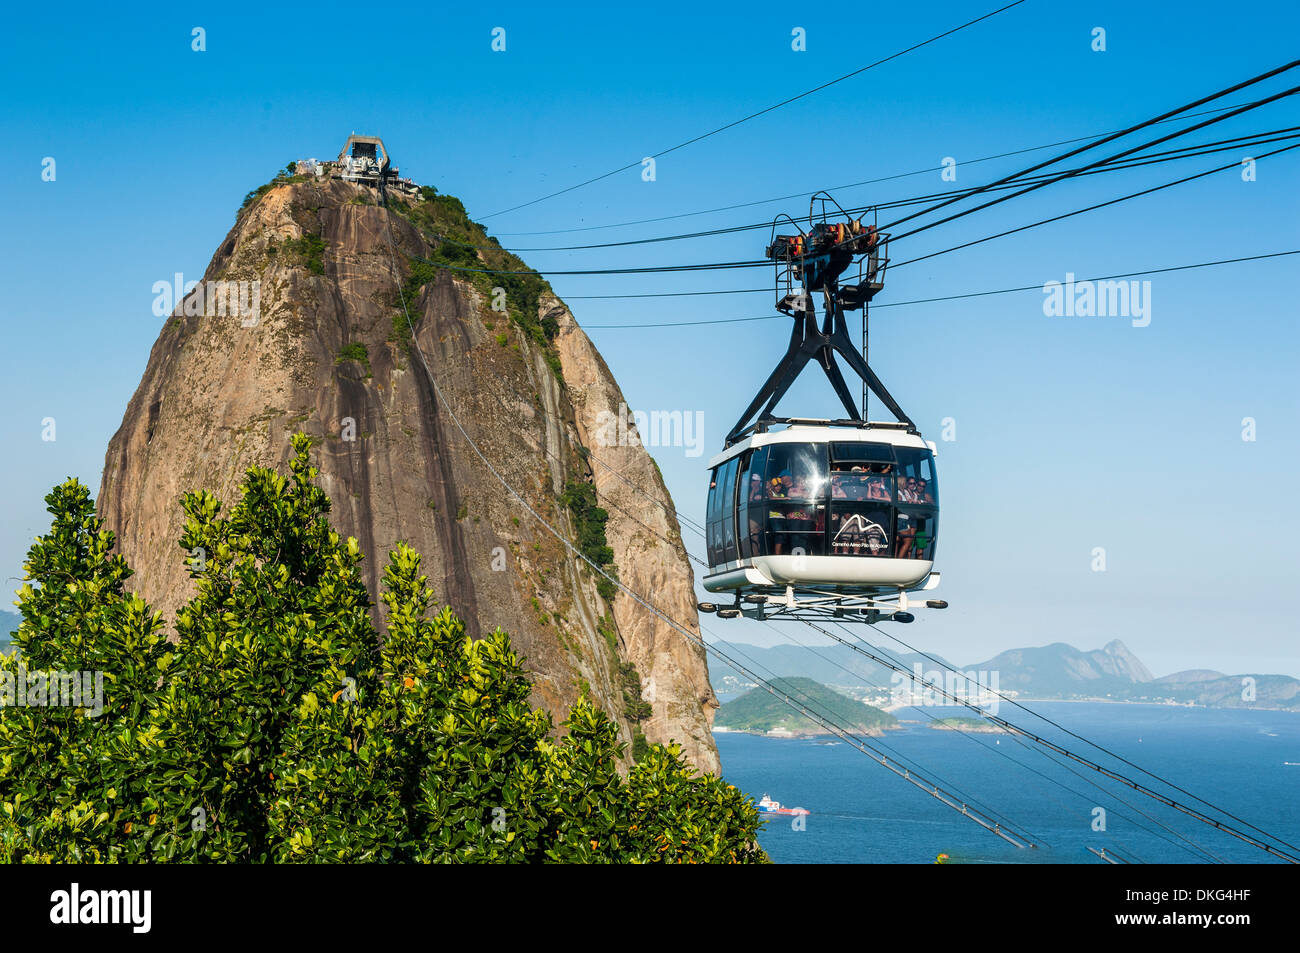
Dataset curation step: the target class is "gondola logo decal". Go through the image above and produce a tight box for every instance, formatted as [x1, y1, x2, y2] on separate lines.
[832, 514, 889, 554]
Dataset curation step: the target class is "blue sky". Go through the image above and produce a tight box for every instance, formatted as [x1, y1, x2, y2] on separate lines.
[2, 1, 1298, 677]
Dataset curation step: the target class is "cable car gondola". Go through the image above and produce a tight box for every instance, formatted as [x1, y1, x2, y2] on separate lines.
[700, 194, 946, 624]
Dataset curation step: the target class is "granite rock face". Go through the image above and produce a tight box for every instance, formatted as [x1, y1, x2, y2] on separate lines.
[97, 177, 719, 771]
[550, 296, 719, 772]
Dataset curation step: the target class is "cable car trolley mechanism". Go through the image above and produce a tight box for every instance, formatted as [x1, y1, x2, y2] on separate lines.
[699, 193, 946, 625]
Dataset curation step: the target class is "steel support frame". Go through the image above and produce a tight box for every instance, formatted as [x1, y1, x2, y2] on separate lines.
[726, 291, 915, 444]
[733, 585, 926, 623]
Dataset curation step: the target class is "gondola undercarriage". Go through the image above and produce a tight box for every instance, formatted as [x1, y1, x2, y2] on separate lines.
[700, 573, 946, 624]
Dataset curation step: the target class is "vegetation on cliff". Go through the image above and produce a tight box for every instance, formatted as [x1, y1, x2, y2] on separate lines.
[238, 161, 309, 216]
[277, 230, 327, 275]
[561, 478, 618, 602]
[716, 677, 896, 736]
[386, 188, 561, 375]
[0, 436, 763, 863]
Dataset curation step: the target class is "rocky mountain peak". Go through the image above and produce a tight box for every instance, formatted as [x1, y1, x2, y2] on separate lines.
[97, 171, 719, 772]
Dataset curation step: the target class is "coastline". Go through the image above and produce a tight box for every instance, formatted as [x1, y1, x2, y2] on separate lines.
[713, 723, 896, 739]
[713, 700, 1300, 740]
[877, 696, 1300, 714]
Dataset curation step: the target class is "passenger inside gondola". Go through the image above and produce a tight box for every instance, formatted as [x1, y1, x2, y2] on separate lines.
[745, 474, 763, 554]
[896, 522, 917, 557]
[895, 511, 935, 558]
[768, 474, 793, 499]
[831, 466, 865, 500]
[864, 464, 892, 502]
[784, 505, 822, 555]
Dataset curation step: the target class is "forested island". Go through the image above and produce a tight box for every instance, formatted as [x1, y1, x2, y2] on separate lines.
[715, 677, 897, 737]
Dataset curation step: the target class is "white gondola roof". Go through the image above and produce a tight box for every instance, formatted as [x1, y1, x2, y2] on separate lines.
[707, 422, 934, 469]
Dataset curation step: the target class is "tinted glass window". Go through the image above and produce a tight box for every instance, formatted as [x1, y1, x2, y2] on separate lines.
[738, 443, 830, 558]
[737, 448, 765, 559]
[706, 466, 724, 565]
[895, 448, 937, 505]
[727, 442, 939, 563]
[829, 448, 900, 559]
[830, 462, 894, 505]
[764, 500, 825, 557]
[762, 443, 828, 501]
[830, 502, 892, 557]
[719, 457, 739, 561]
[895, 508, 937, 560]
[739, 447, 768, 507]
[831, 442, 897, 465]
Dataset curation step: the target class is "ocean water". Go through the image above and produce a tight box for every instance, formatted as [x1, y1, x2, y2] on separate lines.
[714, 702, 1300, 864]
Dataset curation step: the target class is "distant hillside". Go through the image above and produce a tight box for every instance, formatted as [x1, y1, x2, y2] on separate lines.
[967, 640, 1154, 697]
[1124, 672, 1300, 710]
[708, 639, 955, 695]
[968, 641, 1299, 710]
[708, 638, 1300, 712]
[715, 677, 897, 737]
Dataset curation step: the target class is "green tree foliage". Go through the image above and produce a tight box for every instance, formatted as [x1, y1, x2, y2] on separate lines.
[0, 436, 763, 863]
